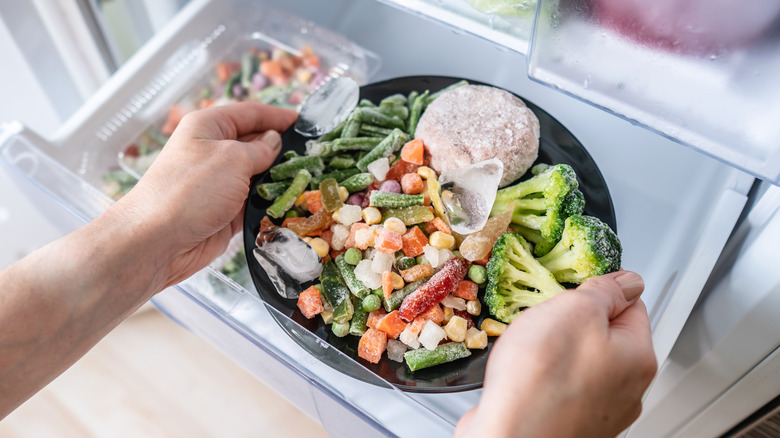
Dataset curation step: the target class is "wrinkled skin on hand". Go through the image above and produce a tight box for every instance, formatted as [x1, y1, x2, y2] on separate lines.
[455, 271, 657, 438]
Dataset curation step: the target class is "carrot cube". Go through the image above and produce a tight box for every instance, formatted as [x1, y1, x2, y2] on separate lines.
[367, 308, 387, 329]
[297, 286, 323, 319]
[472, 251, 492, 266]
[304, 190, 323, 214]
[400, 263, 435, 282]
[410, 304, 444, 333]
[358, 328, 388, 364]
[430, 217, 451, 235]
[453, 280, 479, 301]
[374, 228, 403, 253]
[382, 271, 394, 299]
[376, 310, 408, 339]
[401, 226, 429, 257]
[400, 139, 425, 165]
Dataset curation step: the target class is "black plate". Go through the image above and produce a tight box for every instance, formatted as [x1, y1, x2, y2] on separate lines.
[243, 76, 617, 393]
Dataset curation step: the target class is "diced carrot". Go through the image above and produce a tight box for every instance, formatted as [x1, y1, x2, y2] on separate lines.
[376, 310, 408, 339]
[385, 159, 419, 182]
[401, 173, 425, 195]
[329, 248, 345, 260]
[400, 139, 425, 165]
[401, 226, 428, 258]
[199, 99, 214, 109]
[161, 104, 187, 136]
[366, 308, 387, 329]
[424, 221, 437, 235]
[345, 223, 369, 249]
[472, 251, 492, 266]
[453, 280, 479, 301]
[260, 60, 283, 79]
[297, 286, 323, 319]
[382, 271, 394, 299]
[278, 55, 296, 76]
[400, 263, 434, 282]
[430, 217, 451, 235]
[410, 304, 444, 333]
[303, 190, 323, 214]
[216, 62, 238, 82]
[374, 228, 403, 253]
[358, 328, 388, 364]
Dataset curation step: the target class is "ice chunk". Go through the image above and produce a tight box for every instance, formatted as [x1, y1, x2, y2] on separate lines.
[335, 204, 362, 226]
[295, 76, 359, 137]
[439, 158, 503, 235]
[354, 259, 383, 290]
[438, 249, 455, 266]
[423, 244, 440, 268]
[441, 294, 467, 311]
[419, 320, 447, 351]
[399, 324, 421, 349]
[460, 209, 512, 262]
[371, 251, 395, 274]
[254, 226, 323, 299]
[330, 224, 349, 251]
[386, 339, 408, 362]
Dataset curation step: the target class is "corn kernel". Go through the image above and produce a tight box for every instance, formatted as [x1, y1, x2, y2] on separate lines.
[338, 186, 349, 202]
[465, 327, 488, 349]
[303, 237, 313, 244]
[296, 68, 313, 84]
[383, 217, 407, 235]
[417, 166, 436, 180]
[466, 299, 482, 316]
[481, 318, 507, 336]
[429, 231, 455, 250]
[444, 316, 468, 342]
[309, 237, 330, 258]
[362, 206, 382, 225]
[331, 209, 340, 223]
[390, 272, 405, 290]
[295, 193, 307, 207]
[320, 308, 334, 324]
[442, 306, 454, 323]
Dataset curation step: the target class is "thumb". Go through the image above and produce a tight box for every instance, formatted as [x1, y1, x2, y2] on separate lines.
[575, 270, 645, 321]
[244, 129, 283, 176]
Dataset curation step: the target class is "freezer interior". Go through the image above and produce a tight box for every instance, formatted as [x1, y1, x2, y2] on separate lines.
[0, 0, 761, 436]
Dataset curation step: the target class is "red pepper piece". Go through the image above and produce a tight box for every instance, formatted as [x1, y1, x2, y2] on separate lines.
[398, 257, 469, 322]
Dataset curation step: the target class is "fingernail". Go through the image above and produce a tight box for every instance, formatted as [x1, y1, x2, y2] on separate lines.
[260, 130, 281, 151]
[614, 271, 644, 301]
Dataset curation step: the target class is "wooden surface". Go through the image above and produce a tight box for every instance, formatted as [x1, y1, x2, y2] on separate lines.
[0, 306, 330, 438]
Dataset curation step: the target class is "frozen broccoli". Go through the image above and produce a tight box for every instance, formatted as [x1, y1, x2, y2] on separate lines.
[537, 214, 622, 284]
[491, 163, 585, 256]
[484, 232, 566, 323]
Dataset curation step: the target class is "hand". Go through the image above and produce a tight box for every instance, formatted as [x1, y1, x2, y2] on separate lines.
[115, 102, 297, 289]
[455, 271, 657, 438]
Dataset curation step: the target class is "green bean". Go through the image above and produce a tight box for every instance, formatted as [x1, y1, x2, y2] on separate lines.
[328, 155, 356, 169]
[319, 178, 344, 213]
[339, 173, 374, 193]
[310, 168, 360, 189]
[369, 191, 424, 208]
[255, 181, 290, 201]
[240, 52, 259, 89]
[377, 104, 409, 121]
[358, 98, 376, 108]
[355, 129, 409, 171]
[270, 156, 324, 181]
[283, 150, 300, 160]
[335, 254, 369, 298]
[408, 90, 430, 137]
[349, 297, 369, 336]
[359, 124, 393, 137]
[406, 90, 419, 117]
[355, 107, 406, 130]
[332, 136, 385, 153]
[223, 71, 241, 98]
[384, 279, 425, 312]
[266, 169, 311, 219]
[332, 295, 354, 325]
[341, 112, 362, 139]
[320, 260, 349, 308]
[404, 342, 471, 371]
[380, 93, 408, 107]
[318, 120, 346, 142]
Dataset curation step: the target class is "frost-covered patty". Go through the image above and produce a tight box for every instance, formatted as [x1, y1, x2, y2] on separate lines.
[415, 84, 540, 187]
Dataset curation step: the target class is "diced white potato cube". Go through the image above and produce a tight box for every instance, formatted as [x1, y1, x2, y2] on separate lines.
[444, 316, 468, 342]
[419, 320, 447, 351]
[399, 324, 421, 349]
[354, 259, 382, 290]
[367, 157, 390, 181]
[330, 224, 349, 251]
[371, 251, 395, 274]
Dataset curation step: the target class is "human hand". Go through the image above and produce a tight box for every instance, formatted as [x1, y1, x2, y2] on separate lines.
[114, 102, 297, 289]
[455, 271, 657, 438]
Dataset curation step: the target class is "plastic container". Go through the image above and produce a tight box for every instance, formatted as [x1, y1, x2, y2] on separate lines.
[528, 0, 780, 184]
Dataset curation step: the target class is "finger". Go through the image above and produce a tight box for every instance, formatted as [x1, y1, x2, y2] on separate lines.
[575, 271, 645, 321]
[243, 130, 283, 175]
[454, 406, 478, 438]
[609, 299, 658, 381]
[187, 102, 298, 140]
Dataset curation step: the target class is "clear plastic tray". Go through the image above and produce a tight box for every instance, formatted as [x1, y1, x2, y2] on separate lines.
[528, 0, 780, 185]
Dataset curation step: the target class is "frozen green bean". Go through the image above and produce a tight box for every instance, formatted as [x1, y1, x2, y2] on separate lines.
[384, 279, 425, 312]
[404, 342, 471, 371]
[359, 124, 393, 137]
[408, 90, 430, 137]
[332, 136, 385, 152]
[369, 191, 424, 208]
[355, 129, 409, 171]
[270, 156, 324, 181]
[335, 254, 369, 298]
[354, 107, 405, 130]
[339, 173, 374, 193]
[266, 169, 311, 219]
[255, 181, 291, 201]
[311, 168, 360, 189]
[328, 155, 356, 169]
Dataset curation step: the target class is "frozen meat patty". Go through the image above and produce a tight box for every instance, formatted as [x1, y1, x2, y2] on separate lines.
[415, 84, 540, 187]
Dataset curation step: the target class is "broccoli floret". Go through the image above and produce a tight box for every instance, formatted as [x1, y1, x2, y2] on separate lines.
[537, 215, 622, 284]
[491, 163, 584, 256]
[485, 232, 566, 323]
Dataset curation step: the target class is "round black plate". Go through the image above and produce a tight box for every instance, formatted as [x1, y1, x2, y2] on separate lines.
[243, 76, 616, 393]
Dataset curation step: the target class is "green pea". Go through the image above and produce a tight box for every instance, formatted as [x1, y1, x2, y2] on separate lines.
[416, 255, 426, 265]
[468, 264, 487, 285]
[285, 209, 301, 218]
[344, 247, 363, 265]
[372, 287, 384, 297]
[362, 294, 382, 312]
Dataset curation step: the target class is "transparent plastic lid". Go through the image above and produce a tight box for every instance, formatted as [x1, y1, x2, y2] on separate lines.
[528, 0, 780, 184]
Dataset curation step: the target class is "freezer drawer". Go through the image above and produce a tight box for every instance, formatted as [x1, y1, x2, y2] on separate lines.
[0, 0, 757, 436]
